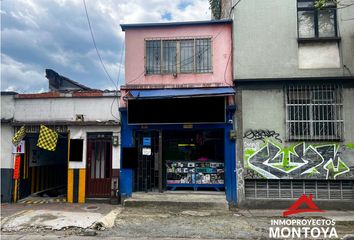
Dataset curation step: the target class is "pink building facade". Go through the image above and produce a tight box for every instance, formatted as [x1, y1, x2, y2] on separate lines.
[120, 20, 233, 106]
[119, 20, 237, 206]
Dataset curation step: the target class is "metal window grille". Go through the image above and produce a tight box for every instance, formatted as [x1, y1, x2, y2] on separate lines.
[195, 39, 212, 73]
[162, 40, 177, 73]
[286, 84, 343, 141]
[145, 38, 212, 74]
[146, 40, 161, 74]
[180, 40, 194, 73]
[245, 180, 354, 200]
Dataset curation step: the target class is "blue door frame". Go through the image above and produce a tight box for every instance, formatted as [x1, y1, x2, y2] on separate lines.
[119, 108, 237, 205]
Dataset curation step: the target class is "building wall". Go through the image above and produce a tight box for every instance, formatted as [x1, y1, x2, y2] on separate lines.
[226, 0, 354, 79]
[343, 88, 354, 143]
[241, 87, 354, 181]
[69, 125, 120, 170]
[124, 24, 233, 86]
[1, 94, 16, 202]
[1, 123, 14, 202]
[1, 94, 121, 203]
[1, 94, 16, 120]
[14, 97, 119, 122]
[1, 123, 14, 169]
[219, 0, 354, 206]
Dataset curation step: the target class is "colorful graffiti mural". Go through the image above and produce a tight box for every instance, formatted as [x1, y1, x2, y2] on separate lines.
[244, 141, 354, 180]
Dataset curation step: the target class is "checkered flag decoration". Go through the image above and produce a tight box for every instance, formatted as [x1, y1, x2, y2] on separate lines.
[12, 126, 26, 146]
[37, 125, 58, 151]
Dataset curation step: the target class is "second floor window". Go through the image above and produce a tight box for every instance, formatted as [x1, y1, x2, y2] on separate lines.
[297, 0, 337, 39]
[145, 38, 212, 75]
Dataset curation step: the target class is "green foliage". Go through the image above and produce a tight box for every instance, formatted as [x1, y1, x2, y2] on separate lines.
[315, 0, 327, 8]
[315, 0, 339, 9]
[209, 0, 221, 19]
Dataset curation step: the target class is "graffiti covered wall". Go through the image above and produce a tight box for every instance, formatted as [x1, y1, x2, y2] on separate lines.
[243, 130, 354, 180]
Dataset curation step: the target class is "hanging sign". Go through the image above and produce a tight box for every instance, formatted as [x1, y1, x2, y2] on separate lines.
[13, 155, 21, 180]
[12, 140, 25, 154]
[142, 147, 152, 156]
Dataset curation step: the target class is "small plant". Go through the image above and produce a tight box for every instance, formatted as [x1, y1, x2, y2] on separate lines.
[209, 0, 221, 19]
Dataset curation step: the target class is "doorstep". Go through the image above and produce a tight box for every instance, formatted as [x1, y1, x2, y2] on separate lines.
[123, 192, 228, 210]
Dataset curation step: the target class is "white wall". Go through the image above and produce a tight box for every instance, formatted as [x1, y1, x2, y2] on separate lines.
[1, 124, 14, 169]
[344, 88, 354, 143]
[1, 95, 16, 120]
[14, 97, 119, 122]
[68, 126, 120, 170]
[242, 89, 285, 137]
[1, 94, 16, 169]
[298, 42, 340, 69]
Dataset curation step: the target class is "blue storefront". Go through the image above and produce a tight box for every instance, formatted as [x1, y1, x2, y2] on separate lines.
[119, 88, 237, 205]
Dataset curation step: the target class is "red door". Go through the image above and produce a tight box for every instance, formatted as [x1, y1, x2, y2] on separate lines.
[86, 137, 112, 198]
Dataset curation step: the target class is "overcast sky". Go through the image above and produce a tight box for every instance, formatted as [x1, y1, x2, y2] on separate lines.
[1, 0, 210, 93]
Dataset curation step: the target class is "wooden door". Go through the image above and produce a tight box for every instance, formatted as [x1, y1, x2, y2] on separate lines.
[86, 137, 112, 198]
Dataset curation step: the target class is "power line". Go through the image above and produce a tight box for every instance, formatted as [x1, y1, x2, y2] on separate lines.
[229, 0, 243, 18]
[110, 41, 125, 121]
[83, 0, 121, 121]
[82, 0, 117, 90]
[116, 42, 125, 87]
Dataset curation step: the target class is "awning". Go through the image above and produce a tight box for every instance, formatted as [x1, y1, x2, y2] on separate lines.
[129, 87, 235, 99]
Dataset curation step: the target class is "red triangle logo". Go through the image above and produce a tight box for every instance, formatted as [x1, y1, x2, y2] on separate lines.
[283, 194, 325, 217]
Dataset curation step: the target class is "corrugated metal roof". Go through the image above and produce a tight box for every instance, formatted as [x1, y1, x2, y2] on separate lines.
[129, 87, 235, 99]
[121, 19, 232, 31]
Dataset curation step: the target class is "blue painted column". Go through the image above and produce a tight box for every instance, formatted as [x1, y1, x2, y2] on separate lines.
[224, 124, 237, 205]
[224, 105, 237, 205]
[119, 109, 134, 198]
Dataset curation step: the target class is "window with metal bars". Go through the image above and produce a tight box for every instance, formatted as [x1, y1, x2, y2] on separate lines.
[286, 84, 343, 141]
[145, 38, 212, 74]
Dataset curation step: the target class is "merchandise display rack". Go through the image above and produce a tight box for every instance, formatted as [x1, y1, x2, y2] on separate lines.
[166, 160, 224, 191]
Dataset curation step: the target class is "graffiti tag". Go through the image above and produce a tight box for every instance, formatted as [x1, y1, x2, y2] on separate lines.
[245, 141, 351, 180]
[243, 129, 282, 143]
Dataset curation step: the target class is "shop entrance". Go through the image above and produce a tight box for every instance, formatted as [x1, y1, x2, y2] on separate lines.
[164, 129, 225, 191]
[131, 129, 225, 193]
[17, 132, 68, 202]
[134, 131, 161, 192]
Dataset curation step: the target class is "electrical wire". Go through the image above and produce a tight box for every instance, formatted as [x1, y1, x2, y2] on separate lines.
[228, 0, 243, 19]
[83, 0, 118, 90]
[109, 41, 125, 122]
[117, 42, 125, 87]
[83, 0, 122, 121]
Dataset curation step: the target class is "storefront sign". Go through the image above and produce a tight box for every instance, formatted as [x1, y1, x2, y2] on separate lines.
[143, 137, 151, 146]
[13, 155, 21, 179]
[142, 147, 151, 156]
[12, 140, 25, 154]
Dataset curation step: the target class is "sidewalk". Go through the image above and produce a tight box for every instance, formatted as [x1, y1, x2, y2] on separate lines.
[1, 202, 354, 239]
[1, 202, 120, 232]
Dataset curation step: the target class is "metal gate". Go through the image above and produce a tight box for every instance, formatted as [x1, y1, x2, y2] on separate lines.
[86, 133, 112, 198]
[134, 131, 160, 192]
